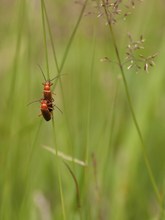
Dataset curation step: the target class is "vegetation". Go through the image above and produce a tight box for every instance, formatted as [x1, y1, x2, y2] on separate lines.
[0, 0, 165, 219]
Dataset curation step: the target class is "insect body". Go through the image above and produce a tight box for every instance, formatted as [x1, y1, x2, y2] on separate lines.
[43, 81, 53, 101]
[42, 81, 54, 113]
[38, 65, 56, 102]
[40, 99, 52, 121]
[28, 65, 63, 121]
[28, 99, 54, 121]
[39, 65, 64, 115]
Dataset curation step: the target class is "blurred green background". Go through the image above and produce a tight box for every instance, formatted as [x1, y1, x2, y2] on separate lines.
[0, 0, 165, 219]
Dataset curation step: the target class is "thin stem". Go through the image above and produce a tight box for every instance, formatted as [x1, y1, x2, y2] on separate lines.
[41, 0, 50, 79]
[19, 119, 43, 218]
[85, 29, 96, 164]
[43, 0, 89, 170]
[101, 0, 162, 207]
[42, 1, 60, 74]
[41, 1, 66, 219]
[0, 0, 26, 218]
[52, 119, 66, 220]
[59, 0, 89, 74]
[42, 0, 89, 105]
[44, 0, 89, 89]
[103, 80, 119, 185]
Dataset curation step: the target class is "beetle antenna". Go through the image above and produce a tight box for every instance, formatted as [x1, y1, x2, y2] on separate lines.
[54, 104, 63, 114]
[50, 73, 66, 82]
[37, 64, 47, 81]
[27, 99, 41, 106]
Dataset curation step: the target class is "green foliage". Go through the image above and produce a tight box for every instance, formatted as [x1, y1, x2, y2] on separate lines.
[0, 0, 165, 219]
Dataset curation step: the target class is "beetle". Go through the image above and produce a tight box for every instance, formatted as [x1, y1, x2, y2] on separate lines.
[27, 65, 63, 121]
[27, 96, 62, 121]
[40, 99, 62, 121]
[38, 65, 61, 102]
[28, 99, 54, 121]
[40, 99, 52, 121]
[38, 65, 63, 114]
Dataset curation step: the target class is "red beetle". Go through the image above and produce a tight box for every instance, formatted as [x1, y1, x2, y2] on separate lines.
[28, 99, 54, 121]
[40, 99, 52, 121]
[40, 99, 62, 121]
[38, 65, 59, 102]
[27, 66, 63, 121]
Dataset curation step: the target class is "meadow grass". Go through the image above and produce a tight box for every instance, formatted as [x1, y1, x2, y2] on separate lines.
[0, 0, 165, 220]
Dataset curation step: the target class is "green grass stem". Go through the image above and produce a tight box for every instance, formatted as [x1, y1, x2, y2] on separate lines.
[52, 119, 66, 220]
[0, 0, 26, 219]
[41, 1, 66, 219]
[58, 0, 89, 75]
[44, 0, 89, 90]
[43, 0, 89, 167]
[101, 0, 162, 209]
[41, 0, 50, 79]
[18, 119, 43, 219]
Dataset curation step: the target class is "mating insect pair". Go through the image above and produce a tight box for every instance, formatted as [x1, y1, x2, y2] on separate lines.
[29, 66, 62, 121]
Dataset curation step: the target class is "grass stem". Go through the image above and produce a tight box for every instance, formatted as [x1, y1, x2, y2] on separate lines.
[41, 1, 66, 218]
[41, 0, 50, 79]
[52, 119, 66, 220]
[101, 0, 162, 208]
